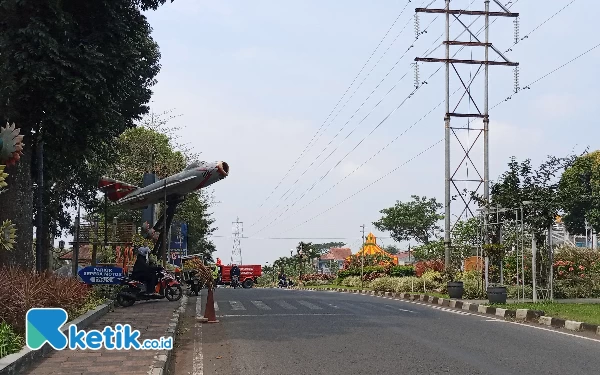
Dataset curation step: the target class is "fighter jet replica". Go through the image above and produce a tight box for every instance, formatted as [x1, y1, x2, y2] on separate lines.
[98, 161, 229, 209]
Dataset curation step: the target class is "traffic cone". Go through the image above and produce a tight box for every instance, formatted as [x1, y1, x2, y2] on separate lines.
[204, 288, 219, 323]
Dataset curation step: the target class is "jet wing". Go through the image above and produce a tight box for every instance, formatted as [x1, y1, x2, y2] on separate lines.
[117, 176, 197, 205]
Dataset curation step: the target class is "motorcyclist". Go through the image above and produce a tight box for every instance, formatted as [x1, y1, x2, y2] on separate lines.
[230, 264, 241, 287]
[131, 246, 161, 295]
[278, 271, 287, 287]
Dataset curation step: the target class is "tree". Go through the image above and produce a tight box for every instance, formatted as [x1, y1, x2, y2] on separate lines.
[99, 124, 218, 260]
[558, 150, 600, 235]
[384, 244, 400, 255]
[373, 195, 444, 245]
[479, 155, 576, 247]
[0, 0, 173, 268]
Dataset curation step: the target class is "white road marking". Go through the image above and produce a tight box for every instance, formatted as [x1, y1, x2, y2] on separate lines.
[275, 300, 297, 309]
[218, 313, 351, 317]
[193, 298, 204, 375]
[327, 303, 340, 309]
[251, 300, 272, 310]
[214, 301, 219, 311]
[297, 300, 322, 310]
[385, 305, 416, 313]
[230, 301, 245, 310]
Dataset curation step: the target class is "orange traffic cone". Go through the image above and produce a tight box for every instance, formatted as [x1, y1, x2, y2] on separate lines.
[204, 288, 219, 323]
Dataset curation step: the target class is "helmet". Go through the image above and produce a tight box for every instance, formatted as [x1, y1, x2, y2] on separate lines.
[137, 246, 151, 256]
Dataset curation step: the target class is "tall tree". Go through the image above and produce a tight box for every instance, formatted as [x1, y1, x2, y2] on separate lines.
[100, 124, 218, 260]
[373, 195, 444, 245]
[0, 0, 173, 268]
[478, 155, 576, 247]
[558, 150, 600, 235]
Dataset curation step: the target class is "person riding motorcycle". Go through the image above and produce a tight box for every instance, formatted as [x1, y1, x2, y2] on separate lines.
[278, 271, 287, 287]
[230, 264, 241, 287]
[131, 247, 161, 295]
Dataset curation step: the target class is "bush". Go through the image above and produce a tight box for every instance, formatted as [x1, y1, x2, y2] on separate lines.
[389, 265, 416, 277]
[338, 266, 386, 279]
[340, 276, 364, 288]
[414, 260, 444, 277]
[507, 285, 533, 299]
[0, 321, 23, 358]
[421, 270, 443, 283]
[370, 276, 439, 293]
[462, 279, 486, 299]
[303, 280, 331, 286]
[299, 273, 335, 282]
[0, 267, 92, 335]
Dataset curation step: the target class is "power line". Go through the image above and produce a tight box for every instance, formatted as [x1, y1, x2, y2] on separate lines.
[493, 40, 600, 109]
[277, 139, 444, 235]
[210, 236, 389, 240]
[249, 4, 506, 237]
[252, 0, 415, 214]
[249, 4, 481, 231]
[276, 39, 599, 236]
[253, 0, 575, 237]
[249, 1, 434, 229]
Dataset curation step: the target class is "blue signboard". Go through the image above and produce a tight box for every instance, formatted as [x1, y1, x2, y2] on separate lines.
[170, 222, 188, 250]
[78, 266, 124, 285]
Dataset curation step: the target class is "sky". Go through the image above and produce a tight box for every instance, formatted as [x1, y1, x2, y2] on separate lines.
[117, 0, 598, 265]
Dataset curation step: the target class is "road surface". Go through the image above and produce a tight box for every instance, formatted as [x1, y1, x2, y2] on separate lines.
[169, 288, 600, 375]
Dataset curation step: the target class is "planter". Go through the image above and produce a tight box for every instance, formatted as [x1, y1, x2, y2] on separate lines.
[487, 286, 507, 304]
[447, 281, 464, 299]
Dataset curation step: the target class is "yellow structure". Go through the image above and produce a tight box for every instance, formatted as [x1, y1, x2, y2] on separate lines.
[355, 233, 399, 265]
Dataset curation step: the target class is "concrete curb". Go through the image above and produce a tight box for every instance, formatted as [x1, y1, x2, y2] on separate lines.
[147, 294, 188, 375]
[293, 287, 600, 336]
[0, 301, 115, 375]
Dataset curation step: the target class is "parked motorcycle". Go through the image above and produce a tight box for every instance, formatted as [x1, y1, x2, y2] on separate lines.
[182, 269, 203, 296]
[278, 278, 288, 288]
[116, 267, 183, 307]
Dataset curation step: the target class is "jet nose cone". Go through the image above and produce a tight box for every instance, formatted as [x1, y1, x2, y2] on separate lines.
[217, 161, 229, 178]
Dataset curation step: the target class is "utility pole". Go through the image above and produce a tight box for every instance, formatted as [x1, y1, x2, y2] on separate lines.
[415, 0, 519, 270]
[162, 178, 167, 268]
[231, 217, 243, 265]
[360, 224, 365, 289]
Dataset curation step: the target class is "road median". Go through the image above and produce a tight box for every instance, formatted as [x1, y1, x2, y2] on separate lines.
[293, 286, 600, 336]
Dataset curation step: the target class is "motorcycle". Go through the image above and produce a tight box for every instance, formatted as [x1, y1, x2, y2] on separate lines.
[231, 275, 241, 289]
[116, 267, 183, 307]
[278, 278, 288, 288]
[182, 269, 204, 296]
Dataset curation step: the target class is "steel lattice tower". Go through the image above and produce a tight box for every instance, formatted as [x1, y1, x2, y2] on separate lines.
[415, 0, 519, 268]
[231, 217, 243, 265]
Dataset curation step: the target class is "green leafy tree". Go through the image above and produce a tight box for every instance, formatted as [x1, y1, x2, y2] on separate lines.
[384, 244, 400, 255]
[558, 150, 600, 235]
[373, 195, 443, 245]
[101, 124, 217, 259]
[0, 0, 173, 268]
[478, 155, 576, 247]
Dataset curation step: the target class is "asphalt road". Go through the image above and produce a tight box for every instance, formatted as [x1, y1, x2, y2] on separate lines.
[170, 288, 600, 375]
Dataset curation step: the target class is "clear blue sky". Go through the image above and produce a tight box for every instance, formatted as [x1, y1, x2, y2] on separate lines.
[134, 0, 597, 264]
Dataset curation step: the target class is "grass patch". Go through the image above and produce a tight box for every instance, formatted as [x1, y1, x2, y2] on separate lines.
[491, 302, 600, 325]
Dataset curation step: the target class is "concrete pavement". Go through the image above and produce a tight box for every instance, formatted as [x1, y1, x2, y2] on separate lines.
[170, 287, 600, 375]
[23, 298, 185, 375]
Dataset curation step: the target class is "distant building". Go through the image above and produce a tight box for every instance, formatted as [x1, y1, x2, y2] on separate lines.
[318, 247, 352, 274]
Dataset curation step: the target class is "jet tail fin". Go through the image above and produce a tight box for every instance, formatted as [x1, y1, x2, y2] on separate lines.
[98, 177, 138, 202]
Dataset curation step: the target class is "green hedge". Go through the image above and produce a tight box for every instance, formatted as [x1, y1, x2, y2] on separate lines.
[337, 265, 415, 279]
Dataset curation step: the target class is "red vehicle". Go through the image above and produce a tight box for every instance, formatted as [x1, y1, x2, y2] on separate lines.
[219, 265, 262, 288]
